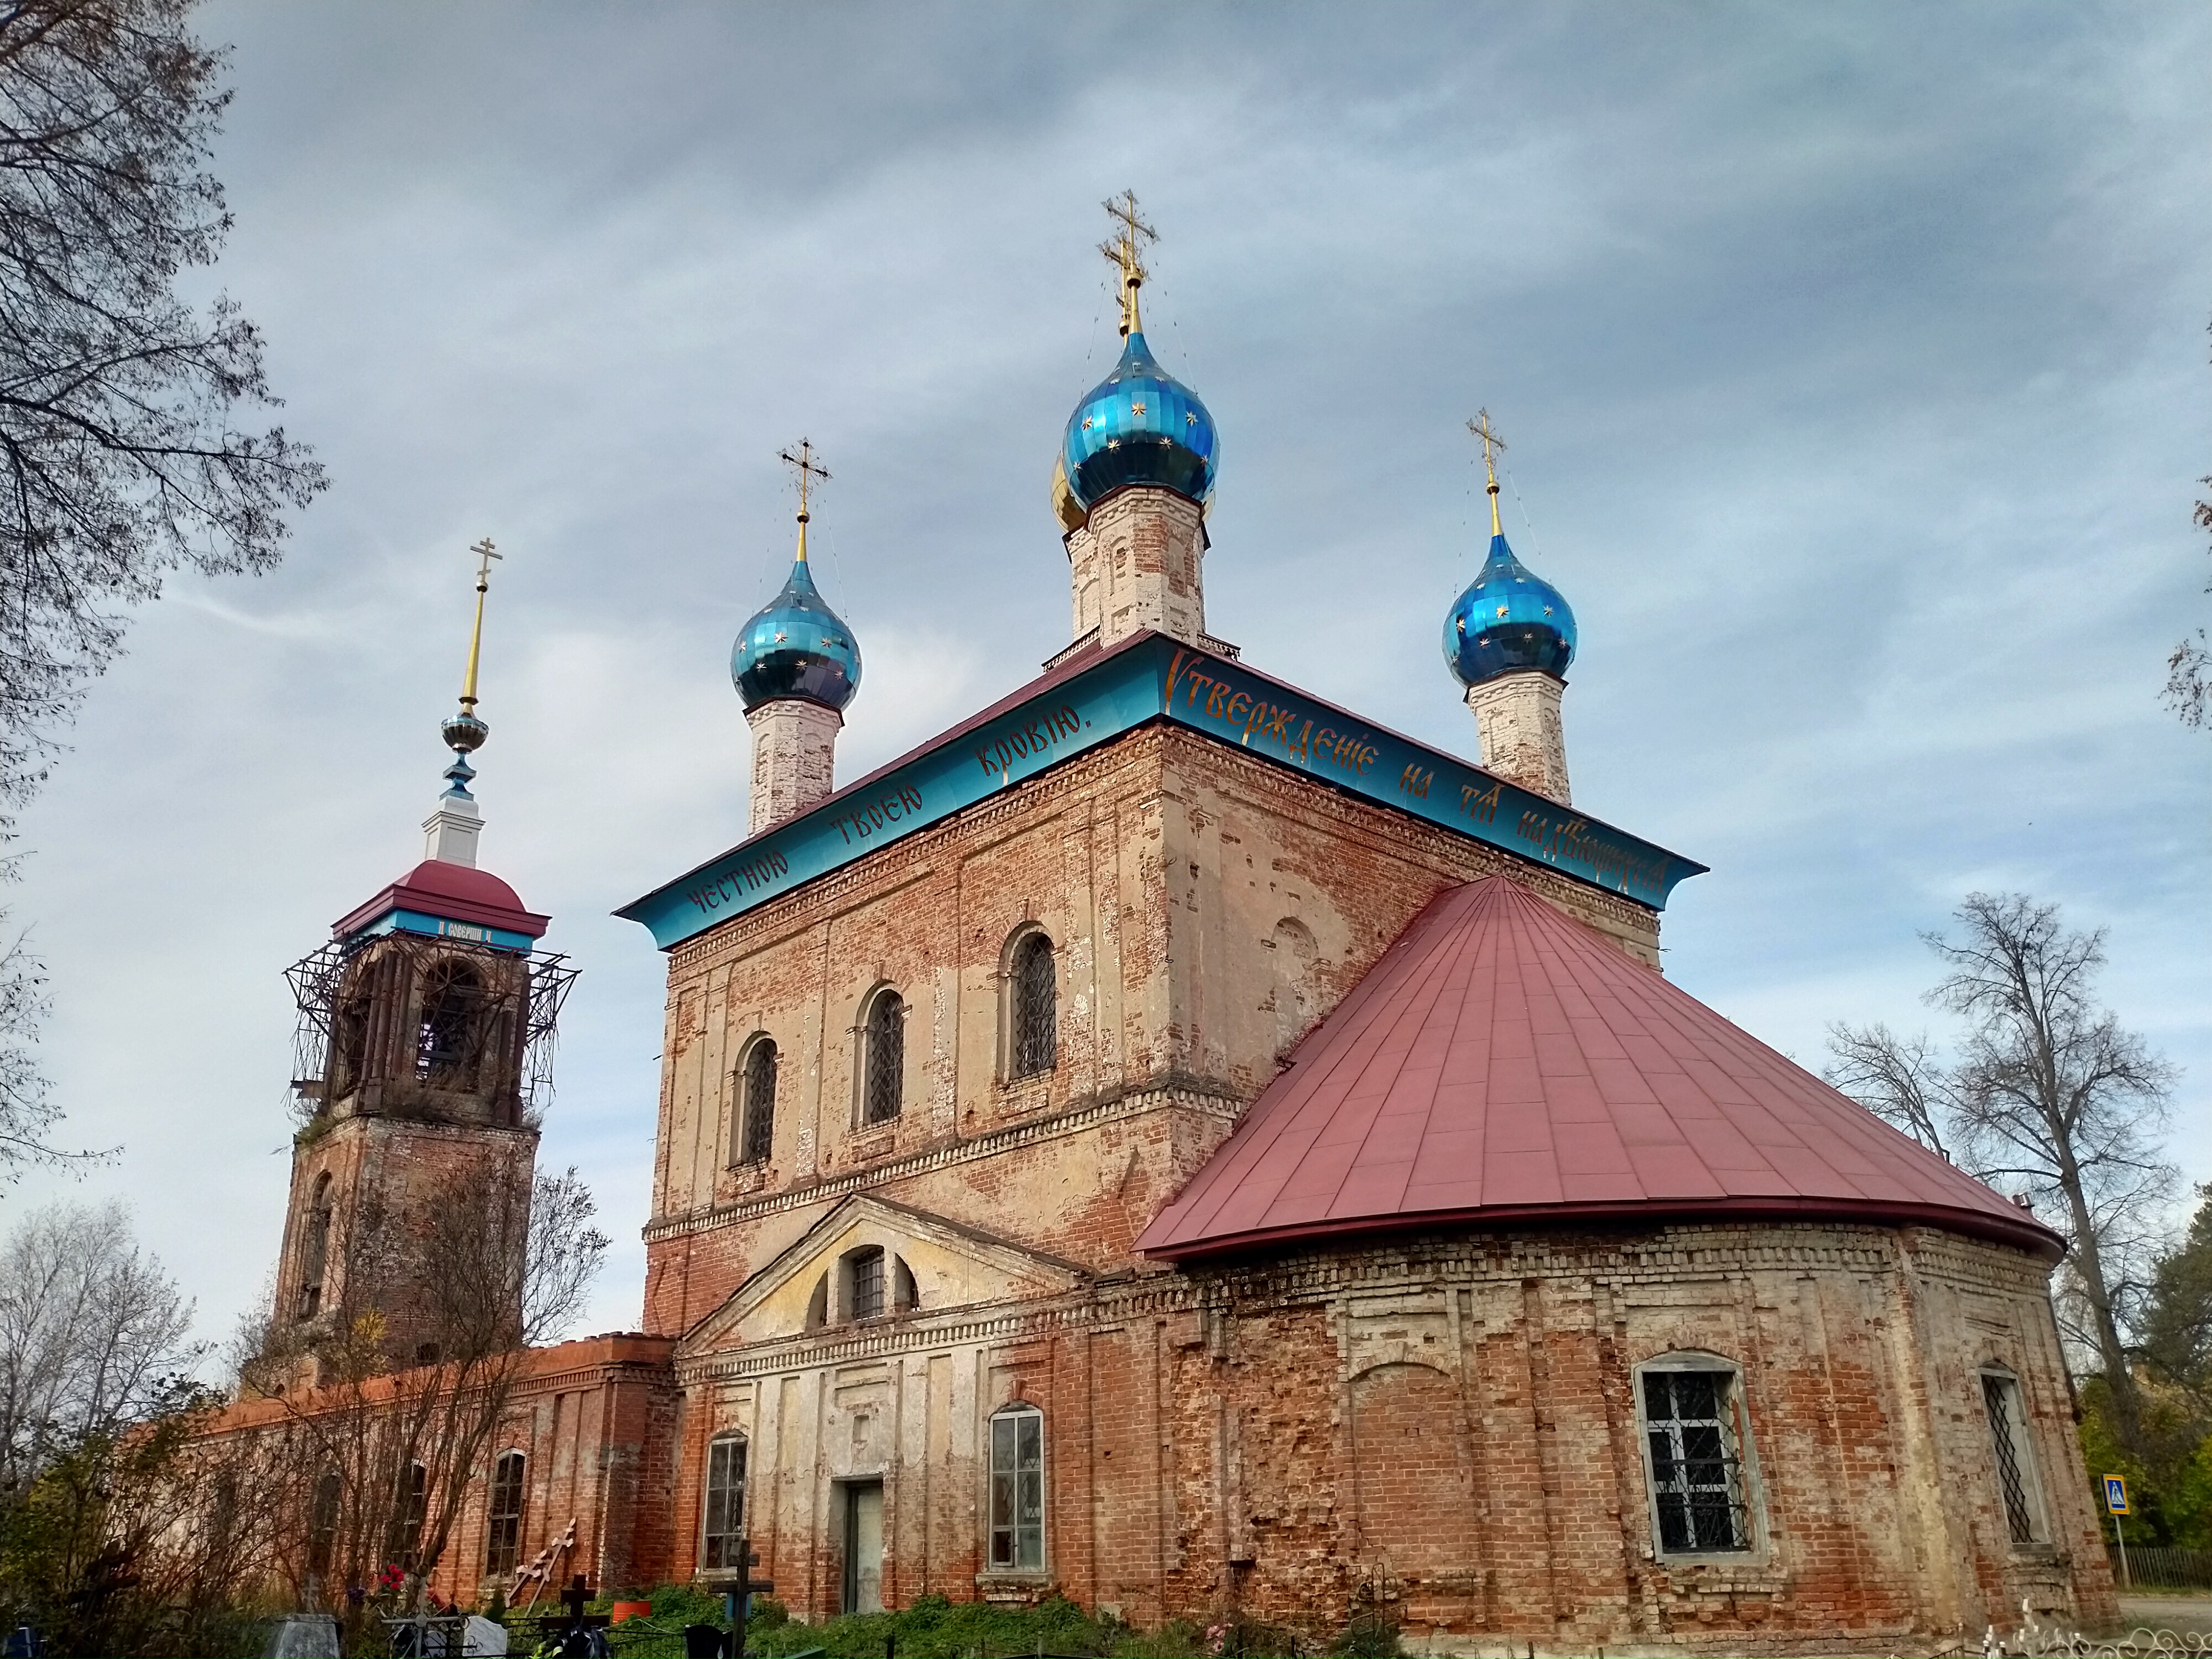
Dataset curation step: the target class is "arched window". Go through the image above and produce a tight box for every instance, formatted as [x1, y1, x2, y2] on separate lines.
[1008, 932, 1056, 1079]
[844, 1246, 886, 1321]
[307, 1470, 341, 1578]
[861, 990, 904, 1125]
[894, 1257, 918, 1313]
[384, 1460, 427, 1568]
[297, 1173, 333, 1322]
[804, 1273, 828, 1331]
[332, 982, 371, 1095]
[988, 1404, 1045, 1572]
[735, 1039, 777, 1166]
[486, 1450, 526, 1577]
[415, 962, 482, 1080]
[701, 1437, 747, 1571]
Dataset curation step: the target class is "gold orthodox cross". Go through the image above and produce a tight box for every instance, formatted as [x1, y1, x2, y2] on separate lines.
[1467, 409, 1506, 535]
[779, 439, 831, 524]
[1100, 189, 1156, 337]
[460, 537, 502, 712]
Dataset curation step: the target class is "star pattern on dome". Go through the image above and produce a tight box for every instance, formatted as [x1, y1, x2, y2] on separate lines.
[1444, 530, 1577, 687]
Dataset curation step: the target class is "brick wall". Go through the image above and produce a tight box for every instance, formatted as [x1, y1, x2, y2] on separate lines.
[637, 1220, 2106, 1653]
[642, 722, 1661, 1338]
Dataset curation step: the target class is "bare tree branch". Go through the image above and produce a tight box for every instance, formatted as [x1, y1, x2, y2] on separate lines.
[1823, 1020, 1954, 1161]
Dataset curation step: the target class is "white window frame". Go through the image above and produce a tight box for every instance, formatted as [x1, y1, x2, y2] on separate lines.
[1631, 1352, 1766, 1562]
[1978, 1364, 2048, 1547]
[987, 1402, 1047, 1575]
[485, 1448, 526, 1577]
[701, 1435, 748, 1573]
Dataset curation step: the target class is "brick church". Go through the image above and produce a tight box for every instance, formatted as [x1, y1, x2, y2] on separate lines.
[226, 205, 2117, 1653]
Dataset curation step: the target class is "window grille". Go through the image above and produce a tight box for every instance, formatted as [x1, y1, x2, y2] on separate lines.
[307, 1471, 341, 1578]
[702, 1438, 747, 1571]
[1981, 1373, 2038, 1543]
[863, 992, 904, 1124]
[415, 963, 482, 1079]
[384, 1460, 427, 1567]
[848, 1247, 886, 1321]
[486, 1452, 526, 1577]
[1010, 934, 1056, 1079]
[739, 1040, 778, 1165]
[989, 1405, 1045, 1571]
[1642, 1369, 1750, 1553]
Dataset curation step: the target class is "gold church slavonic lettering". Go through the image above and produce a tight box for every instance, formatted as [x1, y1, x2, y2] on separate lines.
[974, 704, 1084, 779]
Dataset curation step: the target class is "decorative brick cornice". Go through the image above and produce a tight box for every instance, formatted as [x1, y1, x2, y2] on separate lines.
[641, 1078, 1242, 1243]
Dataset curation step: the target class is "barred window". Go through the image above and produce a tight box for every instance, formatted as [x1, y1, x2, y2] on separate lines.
[989, 1404, 1045, 1572]
[847, 1246, 886, 1321]
[737, 1039, 777, 1165]
[702, 1437, 747, 1571]
[1981, 1370, 2041, 1544]
[307, 1470, 341, 1579]
[862, 990, 904, 1125]
[384, 1460, 427, 1568]
[1641, 1366, 1752, 1554]
[1009, 932, 1056, 1079]
[486, 1451, 526, 1577]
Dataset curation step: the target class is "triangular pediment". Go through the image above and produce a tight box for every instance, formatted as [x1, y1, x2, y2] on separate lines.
[679, 1194, 1089, 1354]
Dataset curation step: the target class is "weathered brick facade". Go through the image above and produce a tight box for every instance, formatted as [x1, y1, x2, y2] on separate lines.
[617, 709, 2110, 1651]
[216, 619, 2105, 1654]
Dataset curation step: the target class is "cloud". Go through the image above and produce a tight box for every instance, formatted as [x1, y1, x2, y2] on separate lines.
[11, 0, 2211, 1349]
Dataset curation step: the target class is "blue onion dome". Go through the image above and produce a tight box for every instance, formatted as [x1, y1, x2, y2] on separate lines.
[732, 550, 861, 712]
[1061, 331, 1218, 514]
[1443, 531, 1577, 686]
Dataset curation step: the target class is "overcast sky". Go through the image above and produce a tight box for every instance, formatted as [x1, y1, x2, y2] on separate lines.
[8, 2, 2210, 1352]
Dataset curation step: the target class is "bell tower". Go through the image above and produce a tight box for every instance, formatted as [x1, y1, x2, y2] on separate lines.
[270, 541, 577, 1370]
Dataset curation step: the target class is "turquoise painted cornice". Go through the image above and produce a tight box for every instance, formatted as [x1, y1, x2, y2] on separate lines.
[617, 633, 1705, 952]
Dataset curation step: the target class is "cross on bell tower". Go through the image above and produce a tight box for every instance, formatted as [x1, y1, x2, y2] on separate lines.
[262, 537, 575, 1375]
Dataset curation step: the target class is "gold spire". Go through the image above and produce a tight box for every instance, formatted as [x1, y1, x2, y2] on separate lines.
[459, 536, 502, 713]
[1100, 189, 1156, 338]
[779, 439, 831, 562]
[1467, 409, 1507, 538]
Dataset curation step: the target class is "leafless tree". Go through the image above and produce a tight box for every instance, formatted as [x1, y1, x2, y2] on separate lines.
[1827, 893, 2179, 1451]
[1823, 1020, 1953, 1162]
[0, 0, 326, 1176]
[0, 1199, 198, 1497]
[0, 926, 103, 1182]
[239, 1165, 606, 1619]
[2164, 322, 2212, 728]
[0, 0, 327, 818]
[0, 1201, 279, 1655]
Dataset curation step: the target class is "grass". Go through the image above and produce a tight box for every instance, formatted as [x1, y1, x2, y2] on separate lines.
[553, 1590, 1384, 1659]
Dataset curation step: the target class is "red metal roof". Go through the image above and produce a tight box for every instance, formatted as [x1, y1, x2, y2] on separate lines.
[1136, 877, 2060, 1261]
[332, 858, 550, 941]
